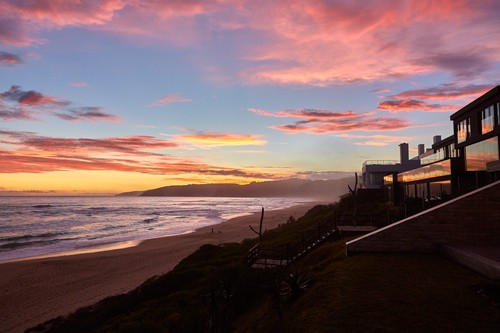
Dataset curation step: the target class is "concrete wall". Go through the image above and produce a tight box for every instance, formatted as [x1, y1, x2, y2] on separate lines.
[346, 180, 500, 253]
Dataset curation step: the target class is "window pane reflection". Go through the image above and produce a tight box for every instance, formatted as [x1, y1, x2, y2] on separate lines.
[398, 160, 451, 183]
[465, 137, 499, 171]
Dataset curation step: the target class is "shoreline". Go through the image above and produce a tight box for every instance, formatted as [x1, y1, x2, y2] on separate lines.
[0, 202, 323, 333]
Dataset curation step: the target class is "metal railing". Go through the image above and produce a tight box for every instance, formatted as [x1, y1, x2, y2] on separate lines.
[363, 160, 400, 166]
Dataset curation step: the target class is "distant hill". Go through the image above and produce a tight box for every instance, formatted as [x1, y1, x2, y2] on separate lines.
[118, 178, 355, 198]
[115, 191, 144, 197]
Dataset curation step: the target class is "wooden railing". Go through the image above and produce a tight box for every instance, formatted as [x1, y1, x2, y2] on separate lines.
[247, 211, 340, 267]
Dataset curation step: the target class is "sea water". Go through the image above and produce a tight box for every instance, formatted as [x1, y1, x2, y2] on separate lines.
[0, 196, 314, 262]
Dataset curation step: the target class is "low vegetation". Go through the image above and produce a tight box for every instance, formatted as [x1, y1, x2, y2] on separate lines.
[28, 201, 500, 333]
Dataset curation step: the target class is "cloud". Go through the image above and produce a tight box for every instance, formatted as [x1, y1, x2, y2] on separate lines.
[249, 107, 410, 134]
[0, 107, 37, 121]
[0, 85, 121, 122]
[175, 132, 266, 148]
[1, 85, 65, 106]
[0, 130, 177, 155]
[0, 0, 126, 27]
[388, 84, 493, 101]
[70, 81, 88, 87]
[248, 108, 368, 119]
[378, 99, 459, 113]
[0, 130, 287, 180]
[412, 50, 494, 79]
[3, 1, 500, 85]
[372, 88, 391, 94]
[0, 51, 22, 65]
[336, 133, 412, 146]
[150, 94, 192, 106]
[55, 107, 122, 122]
[270, 117, 410, 134]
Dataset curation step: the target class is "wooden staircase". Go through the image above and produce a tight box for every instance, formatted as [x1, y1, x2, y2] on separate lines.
[248, 227, 339, 269]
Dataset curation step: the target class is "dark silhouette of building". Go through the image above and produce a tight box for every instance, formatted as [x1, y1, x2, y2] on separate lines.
[383, 85, 500, 205]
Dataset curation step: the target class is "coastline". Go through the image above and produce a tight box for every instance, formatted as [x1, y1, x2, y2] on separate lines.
[0, 202, 323, 333]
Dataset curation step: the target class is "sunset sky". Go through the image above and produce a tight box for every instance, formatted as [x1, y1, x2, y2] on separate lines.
[1, 0, 500, 195]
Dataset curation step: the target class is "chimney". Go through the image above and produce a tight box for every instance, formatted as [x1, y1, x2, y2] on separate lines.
[433, 135, 442, 144]
[418, 144, 425, 156]
[399, 143, 409, 165]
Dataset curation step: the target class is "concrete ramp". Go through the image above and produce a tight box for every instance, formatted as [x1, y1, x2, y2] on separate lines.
[441, 244, 500, 280]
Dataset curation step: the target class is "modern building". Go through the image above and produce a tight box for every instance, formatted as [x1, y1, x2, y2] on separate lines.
[383, 85, 500, 205]
[361, 143, 421, 189]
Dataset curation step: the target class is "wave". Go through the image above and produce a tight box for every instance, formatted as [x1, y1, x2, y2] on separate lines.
[0, 239, 56, 250]
[32, 204, 53, 208]
[0, 231, 69, 243]
[142, 217, 159, 224]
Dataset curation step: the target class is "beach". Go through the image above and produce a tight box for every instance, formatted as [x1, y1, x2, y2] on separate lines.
[0, 203, 319, 333]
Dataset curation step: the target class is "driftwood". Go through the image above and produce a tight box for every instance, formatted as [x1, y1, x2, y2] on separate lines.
[348, 172, 358, 226]
[249, 207, 264, 243]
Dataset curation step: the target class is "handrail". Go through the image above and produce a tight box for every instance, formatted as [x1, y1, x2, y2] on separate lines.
[248, 210, 340, 267]
[363, 160, 400, 166]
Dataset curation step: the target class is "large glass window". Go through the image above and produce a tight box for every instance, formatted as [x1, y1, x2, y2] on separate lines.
[397, 160, 451, 183]
[465, 137, 499, 171]
[481, 105, 495, 134]
[429, 181, 451, 199]
[457, 118, 470, 143]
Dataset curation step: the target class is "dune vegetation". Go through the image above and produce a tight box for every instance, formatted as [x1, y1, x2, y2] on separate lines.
[28, 199, 500, 333]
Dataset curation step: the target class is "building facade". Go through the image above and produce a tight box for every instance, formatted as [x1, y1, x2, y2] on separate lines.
[383, 85, 500, 205]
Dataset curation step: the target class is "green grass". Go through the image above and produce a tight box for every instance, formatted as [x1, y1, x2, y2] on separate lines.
[235, 240, 500, 333]
[28, 204, 500, 333]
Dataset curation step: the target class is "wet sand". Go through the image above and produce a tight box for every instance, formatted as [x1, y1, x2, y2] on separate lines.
[0, 203, 320, 333]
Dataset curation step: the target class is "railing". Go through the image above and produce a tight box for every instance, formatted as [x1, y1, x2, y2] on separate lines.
[363, 160, 400, 166]
[247, 211, 340, 267]
[246, 244, 261, 264]
[246, 209, 407, 267]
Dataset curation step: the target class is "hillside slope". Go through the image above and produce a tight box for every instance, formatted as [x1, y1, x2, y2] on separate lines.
[136, 178, 354, 198]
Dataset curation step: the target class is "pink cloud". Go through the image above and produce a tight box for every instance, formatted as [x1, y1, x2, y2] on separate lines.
[0, 0, 126, 27]
[378, 99, 460, 113]
[70, 81, 88, 87]
[270, 117, 410, 134]
[0, 51, 22, 65]
[388, 84, 493, 101]
[1, 85, 64, 106]
[0, 130, 287, 180]
[2, 1, 500, 85]
[248, 108, 368, 119]
[249, 107, 410, 134]
[150, 94, 192, 106]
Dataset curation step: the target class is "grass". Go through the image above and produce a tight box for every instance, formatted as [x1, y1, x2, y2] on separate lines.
[235, 240, 500, 333]
[28, 203, 500, 333]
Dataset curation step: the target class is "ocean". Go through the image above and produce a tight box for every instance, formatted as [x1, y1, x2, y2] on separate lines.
[0, 196, 315, 262]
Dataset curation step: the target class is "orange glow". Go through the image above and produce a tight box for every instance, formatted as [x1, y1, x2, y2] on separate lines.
[176, 133, 267, 148]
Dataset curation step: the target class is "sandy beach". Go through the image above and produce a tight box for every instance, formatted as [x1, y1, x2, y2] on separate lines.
[0, 203, 320, 333]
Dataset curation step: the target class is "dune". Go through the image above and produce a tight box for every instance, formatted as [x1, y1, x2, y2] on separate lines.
[0, 202, 321, 333]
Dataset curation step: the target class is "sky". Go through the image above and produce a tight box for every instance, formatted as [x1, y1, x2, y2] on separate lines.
[1, 0, 499, 195]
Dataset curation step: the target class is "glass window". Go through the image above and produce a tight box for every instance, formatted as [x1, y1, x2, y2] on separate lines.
[397, 160, 451, 183]
[448, 143, 459, 158]
[429, 181, 451, 199]
[465, 137, 499, 171]
[481, 105, 495, 134]
[497, 103, 500, 126]
[457, 118, 470, 143]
